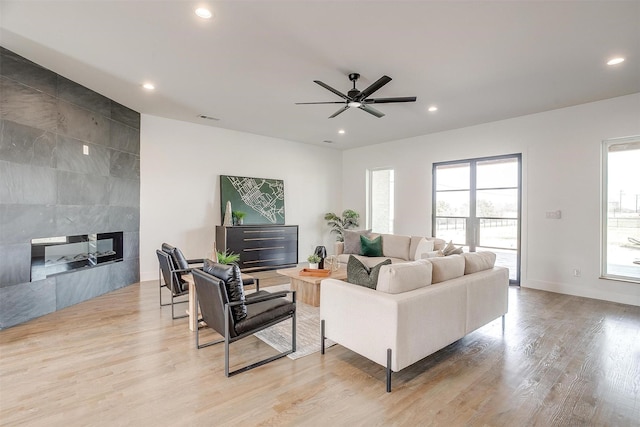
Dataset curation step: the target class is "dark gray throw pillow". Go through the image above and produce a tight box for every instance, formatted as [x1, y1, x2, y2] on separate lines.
[343, 229, 372, 254]
[346, 255, 392, 289]
[202, 259, 247, 321]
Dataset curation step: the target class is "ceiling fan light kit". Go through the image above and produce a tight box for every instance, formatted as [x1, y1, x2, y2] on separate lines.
[296, 73, 417, 118]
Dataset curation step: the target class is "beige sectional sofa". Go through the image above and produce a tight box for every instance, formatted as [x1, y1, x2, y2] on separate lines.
[320, 251, 509, 392]
[334, 231, 447, 266]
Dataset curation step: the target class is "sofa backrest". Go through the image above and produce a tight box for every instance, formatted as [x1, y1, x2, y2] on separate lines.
[381, 234, 411, 260]
[376, 259, 433, 294]
[429, 255, 466, 283]
[463, 252, 497, 274]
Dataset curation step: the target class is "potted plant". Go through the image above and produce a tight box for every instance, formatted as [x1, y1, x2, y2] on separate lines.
[307, 254, 321, 269]
[216, 250, 240, 265]
[324, 209, 360, 242]
[232, 211, 246, 226]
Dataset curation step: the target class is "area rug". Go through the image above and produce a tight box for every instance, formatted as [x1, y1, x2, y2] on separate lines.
[253, 284, 334, 360]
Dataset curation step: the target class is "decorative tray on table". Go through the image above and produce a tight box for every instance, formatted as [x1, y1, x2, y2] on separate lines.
[299, 268, 331, 277]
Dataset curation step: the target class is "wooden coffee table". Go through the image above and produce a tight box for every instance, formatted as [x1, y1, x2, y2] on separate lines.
[276, 267, 347, 307]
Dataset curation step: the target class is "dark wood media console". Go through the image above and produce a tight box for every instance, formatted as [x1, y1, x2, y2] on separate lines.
[215, 225, 298, 272]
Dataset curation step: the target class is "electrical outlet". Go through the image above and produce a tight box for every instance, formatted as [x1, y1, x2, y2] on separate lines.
[572, 269, 581, 277]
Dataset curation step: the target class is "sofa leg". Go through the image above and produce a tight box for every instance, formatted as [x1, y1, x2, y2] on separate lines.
[386, 348, 392, 393]
[502, 314, 505, 333]
[320, 319, 325, 355]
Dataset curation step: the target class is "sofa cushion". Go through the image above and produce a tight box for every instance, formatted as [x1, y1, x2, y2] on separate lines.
[463, 251, 496, 274]
[412, 237, 435, 260]
[429, 254, 465, 283]
[343, 229, 372, 255]
[346, 255, 391, 289]
[376, 259, 433, 294]
[360, 235, 383, 257]
[382, 234, 411, 260]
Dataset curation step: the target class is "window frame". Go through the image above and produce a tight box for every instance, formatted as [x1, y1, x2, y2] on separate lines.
[367, 167, 395, 234]
[600, 136, 640, 283]
[432, 153, 522, 285]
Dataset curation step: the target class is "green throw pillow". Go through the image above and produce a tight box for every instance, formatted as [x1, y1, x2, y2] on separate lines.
[360, 235, 383, 257]
[346, 255, 391, 289]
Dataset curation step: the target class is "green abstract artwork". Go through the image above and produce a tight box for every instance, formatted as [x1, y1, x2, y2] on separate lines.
[220, 175, 285, 225]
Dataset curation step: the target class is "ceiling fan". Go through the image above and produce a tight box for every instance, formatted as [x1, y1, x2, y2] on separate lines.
[296, 73, 417, 118]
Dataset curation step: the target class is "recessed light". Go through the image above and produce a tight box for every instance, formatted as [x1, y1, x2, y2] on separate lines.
[607, 57, 625, 65]
[195, 8, 213, 19]
[338, 129, 345, 134]
[142, 83, 155, 90]
[428, 106, 438, 112]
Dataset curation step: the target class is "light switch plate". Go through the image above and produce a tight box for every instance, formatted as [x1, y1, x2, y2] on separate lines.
[545, 210, 561, 219]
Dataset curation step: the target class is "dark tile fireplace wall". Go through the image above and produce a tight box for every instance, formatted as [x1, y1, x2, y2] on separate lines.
[0, 47, 140, 329]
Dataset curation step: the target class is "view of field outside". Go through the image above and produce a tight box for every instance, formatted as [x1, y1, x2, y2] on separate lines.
[605, 143, 640, 280]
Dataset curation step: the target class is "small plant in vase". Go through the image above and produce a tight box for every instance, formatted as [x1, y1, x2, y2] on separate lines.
[232, 211, 246, 226]
[307, 254, 322, 269]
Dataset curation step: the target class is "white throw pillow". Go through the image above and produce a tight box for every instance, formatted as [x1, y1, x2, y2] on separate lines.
[421, 250, 444, 259]
[412, 237, 435, 260]
[376, 259, 432, 294]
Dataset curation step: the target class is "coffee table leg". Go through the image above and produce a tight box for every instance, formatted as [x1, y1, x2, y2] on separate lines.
[289, 278, 320, 307]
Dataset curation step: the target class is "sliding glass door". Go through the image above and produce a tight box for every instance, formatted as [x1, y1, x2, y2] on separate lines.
[433, 154, 521, 284]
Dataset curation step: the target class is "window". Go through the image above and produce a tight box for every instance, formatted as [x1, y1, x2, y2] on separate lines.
[602, 137, 640, 282]
[433, 154, 521, 284]
[368, 168, 394, 234]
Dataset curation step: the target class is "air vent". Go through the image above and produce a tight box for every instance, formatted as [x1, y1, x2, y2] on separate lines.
[198, 114, 220, 121]
[323, 140, 334, 144]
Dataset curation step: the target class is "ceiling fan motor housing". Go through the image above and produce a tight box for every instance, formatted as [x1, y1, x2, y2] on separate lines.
[296, 72, 416, 118]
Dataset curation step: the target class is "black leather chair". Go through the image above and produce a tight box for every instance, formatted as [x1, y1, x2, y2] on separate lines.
[192, 261, 296, 376]
[157, 243, 260, 321]
[157, 243, 205, 319]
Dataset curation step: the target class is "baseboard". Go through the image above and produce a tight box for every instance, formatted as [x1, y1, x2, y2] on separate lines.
[523, 279, 640, 307]
[140, 270, 156, 282]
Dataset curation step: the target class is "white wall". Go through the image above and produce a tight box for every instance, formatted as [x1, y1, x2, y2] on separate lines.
[342, 93, 640, 306]
[140, 115, 342, 281]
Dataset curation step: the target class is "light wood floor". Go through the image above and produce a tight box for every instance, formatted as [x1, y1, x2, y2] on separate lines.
[1, 275, 639, 426]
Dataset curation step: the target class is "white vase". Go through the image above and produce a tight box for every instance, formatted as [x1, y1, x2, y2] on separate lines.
[309, 263, 319, 269]
[223, 201, 233, 226]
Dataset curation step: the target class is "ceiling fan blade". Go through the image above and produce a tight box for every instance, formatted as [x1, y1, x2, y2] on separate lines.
[364, 96, 417, 104]
[295, 101, 347, 105]
[328, 105, 349, 118]
[314, 80, 350, 101]
[359, 104, 385, 118]
[356, 75, 392, 101]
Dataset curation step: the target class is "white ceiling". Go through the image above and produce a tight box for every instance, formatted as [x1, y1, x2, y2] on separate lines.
[1, 1, 639, 150]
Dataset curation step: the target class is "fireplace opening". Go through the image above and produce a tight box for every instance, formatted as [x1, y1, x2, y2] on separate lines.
[31, 232, 124, 281]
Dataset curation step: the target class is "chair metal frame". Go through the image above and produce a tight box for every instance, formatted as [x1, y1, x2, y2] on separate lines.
[193, 269, 296, 377]
[156, 249, 203, 319]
